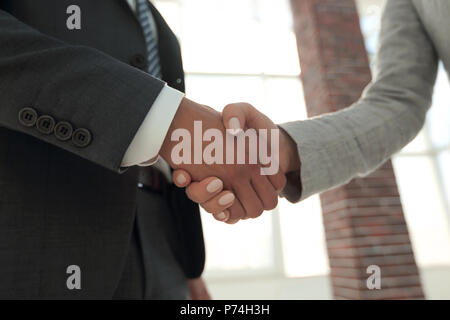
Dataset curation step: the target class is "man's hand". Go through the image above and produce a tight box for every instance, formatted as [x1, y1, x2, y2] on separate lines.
[171, 103, 299, 223]
[159, 98, 287, 223]
[220, 103, 300, 173]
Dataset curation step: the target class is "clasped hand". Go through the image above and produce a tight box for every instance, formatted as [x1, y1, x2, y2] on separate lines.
[159, 98, 299, 224]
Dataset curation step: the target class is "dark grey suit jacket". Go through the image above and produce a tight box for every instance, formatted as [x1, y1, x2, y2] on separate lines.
[0, 0, 204, 299]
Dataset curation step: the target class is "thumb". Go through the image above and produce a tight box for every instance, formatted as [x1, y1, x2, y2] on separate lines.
[222, 103, 254, 135]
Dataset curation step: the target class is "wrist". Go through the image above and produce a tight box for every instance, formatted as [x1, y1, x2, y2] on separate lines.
[159, 97, 220, 169]
[279, 126, 300, 173]
[159, 97, 193, 164]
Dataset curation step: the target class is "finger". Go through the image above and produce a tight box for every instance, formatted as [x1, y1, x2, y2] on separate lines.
[186, 177, 224, 204]
[213, 209, 230, 222]
[173, 169, 192, 188]
[223, 103, 286, 192]
[267, 169, 287, 193]
[251, 174, 278, 212]
[233, 181, 264, 219]
[222, 103, 251, 135]
[201, 191, 235, 214]
[223, 103, 277, 133]
[227, 198, 246, 223]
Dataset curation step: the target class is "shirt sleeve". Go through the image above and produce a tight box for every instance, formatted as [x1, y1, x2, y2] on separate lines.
[121, 85, 185, 167]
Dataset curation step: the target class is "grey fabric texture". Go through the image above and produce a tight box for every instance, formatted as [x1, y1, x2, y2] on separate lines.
[280, 0, 444, 201]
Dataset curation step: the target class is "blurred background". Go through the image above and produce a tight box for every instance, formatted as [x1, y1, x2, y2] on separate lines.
[153, 0, 450, 299]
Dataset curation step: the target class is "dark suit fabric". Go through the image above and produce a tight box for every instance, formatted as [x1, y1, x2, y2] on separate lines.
[0, 0, 204, 299]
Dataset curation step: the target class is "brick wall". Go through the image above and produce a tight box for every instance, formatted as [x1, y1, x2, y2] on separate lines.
[290, 0, 424, 299]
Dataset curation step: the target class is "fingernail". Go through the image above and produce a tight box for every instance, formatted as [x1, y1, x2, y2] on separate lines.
[218, 193, 235, 206]
[228, 117, 242, 135]
[216, 212, 227, 221]
[176, 174, 186, 185]
[206, 179, 223, 193]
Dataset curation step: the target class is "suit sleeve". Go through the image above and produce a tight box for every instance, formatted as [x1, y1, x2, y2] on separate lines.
[279, 0, 439, 202]
[0, 9, 165, 172]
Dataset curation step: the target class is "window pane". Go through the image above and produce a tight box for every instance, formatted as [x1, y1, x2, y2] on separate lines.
[393, 156, 450, 266]
[153, 1, 182, 36]
[185, 74, 266, 112]
[399, 129, 430, 154]
[201, 210, 274, 271]
[438, 150, 450, 211]
[260, 30, 300, 76]
[179, 0, 265, 74]
[427, 65, 450, 149]
[358, 1, 384, 59]
[265, 77, 307, 123]
[178, 0, 299, 75]
[257, 0, 300, 75]
[279, 196, 330, 277]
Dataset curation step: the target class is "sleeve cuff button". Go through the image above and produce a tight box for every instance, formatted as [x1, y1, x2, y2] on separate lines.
[72, 128, 92, 148]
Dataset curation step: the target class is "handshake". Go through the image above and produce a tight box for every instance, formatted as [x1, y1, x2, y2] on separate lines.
[158, 97, 301, 224]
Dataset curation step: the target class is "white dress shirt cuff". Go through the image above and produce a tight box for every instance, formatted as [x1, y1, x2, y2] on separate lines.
[121, 85, 185, 167]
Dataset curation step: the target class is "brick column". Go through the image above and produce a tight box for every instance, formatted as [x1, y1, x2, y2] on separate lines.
[290, 0, 424, 299]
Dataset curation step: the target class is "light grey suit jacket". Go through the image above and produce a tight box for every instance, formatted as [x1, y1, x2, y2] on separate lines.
[280, 0, 447, 201]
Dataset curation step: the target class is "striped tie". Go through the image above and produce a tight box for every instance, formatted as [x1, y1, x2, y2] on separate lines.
[136, 0, 162, 79]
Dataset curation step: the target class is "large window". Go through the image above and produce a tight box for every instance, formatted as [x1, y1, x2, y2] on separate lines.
[154, 0, 329, 280]
[154, 0, 450, 294]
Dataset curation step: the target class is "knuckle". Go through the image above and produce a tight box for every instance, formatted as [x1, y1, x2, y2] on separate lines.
[201, 204, 212, 213]
[186, 188, 202, 203]
[203, 204, 217, 214]
[243, 103, 255, 112]
[248, 204, 264, 219]
[185, 189, 196, 202]
[238, 210, 247, 219]
[228, 206, 243, 220]
[226, 219, 240, 225]
[223, 103, 236, 115]
[228, 170, 240, 180]
[204, 207, 214, 214]
[251, 165, 261, 176]
[274, 173, 287, 191]
[280, 174, 287, 189]
[264, 195, 278, 211]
